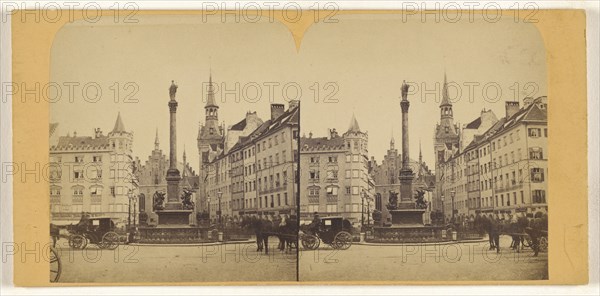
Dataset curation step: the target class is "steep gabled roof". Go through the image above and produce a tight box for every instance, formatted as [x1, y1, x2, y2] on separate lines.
[55, 135, 110, 149]
[49, 123, 59, 137]
[485, 98, 547, 139]
[300, 136, 346, 151]
[230, 118, 247, 131]
[347, 113, 361, 132]
[112, 112, 126, 133]
[253, 105, 299, 141]
[465, 117, 482, 129]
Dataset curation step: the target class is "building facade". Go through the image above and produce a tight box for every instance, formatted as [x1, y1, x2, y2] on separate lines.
[299, 115, 371, 225]
[135, 130, 198, 225]
[438, 97, 548, 220]
[49, 113, 137, 228]
[203, 99, 299, 222]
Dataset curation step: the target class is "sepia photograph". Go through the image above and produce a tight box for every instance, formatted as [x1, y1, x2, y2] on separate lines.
[47, 14, 300, 283]
[298, 14, 548, 282]
[1, 0, 597, 293]
[0, 4, 581, 286]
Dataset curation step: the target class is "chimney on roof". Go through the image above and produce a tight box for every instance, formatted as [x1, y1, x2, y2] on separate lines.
[505, 101, 520, 118]
[329, 128, 338, 139]
[288, 100, 299, 110]
[94, 128, 103, 138]
[309, 131, 313, 138]
[270, 103, 285, 121]
[523, 97, 534, 108]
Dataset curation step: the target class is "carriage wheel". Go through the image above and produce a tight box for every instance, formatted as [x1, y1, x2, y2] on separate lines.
[301, 234, 320, 250]
[333, 231, 352, 250]
[538, 237, 548, 252]
[49, 247, 61, 283]
[101, 232, 120, 250]
[68, 234, 87, 249]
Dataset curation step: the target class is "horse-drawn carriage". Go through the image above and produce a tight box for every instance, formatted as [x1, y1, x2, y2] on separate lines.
[301, 216, 353, 250]
[67, 217, 121, 250]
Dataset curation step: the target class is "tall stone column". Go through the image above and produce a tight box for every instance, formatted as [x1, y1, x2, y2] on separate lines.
[166, 81, 181, 204]
[399, 81, 414, 205]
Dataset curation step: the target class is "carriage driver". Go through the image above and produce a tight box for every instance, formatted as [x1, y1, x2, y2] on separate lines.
[309, 212, 321, 234]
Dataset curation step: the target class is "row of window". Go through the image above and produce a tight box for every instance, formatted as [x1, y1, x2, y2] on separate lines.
[51, 204, 126, 213]
[450, 167, 545, 194]
[231, 193, 290, 210]
[231, 171, 292, 193]
[308, 169, 368, 181]
[52, 167, 136, 183]
[51, 154, 130, 164]
[455, 127, 547, 166]
[223, 129, 298, 173]
[445, 147, 545, 182]
[306, 203, 361, 214]
[50, 185, 124, 197]
[308, 185, 363, 197]
[448, 189, 547, 210]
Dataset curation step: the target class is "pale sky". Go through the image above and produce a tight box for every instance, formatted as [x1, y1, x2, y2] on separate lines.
[50, 13, 546, 172]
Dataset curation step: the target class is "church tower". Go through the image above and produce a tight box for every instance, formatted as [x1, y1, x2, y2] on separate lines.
[433, 73, 460, 211]
[197, 73, 225, 168]
[197, 73, 225, 211]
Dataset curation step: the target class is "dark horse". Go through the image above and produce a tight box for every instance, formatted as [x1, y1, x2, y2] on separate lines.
[242, 216, 274, 254]
[276, 216, 298, 253]
[482, 215, 501, 253]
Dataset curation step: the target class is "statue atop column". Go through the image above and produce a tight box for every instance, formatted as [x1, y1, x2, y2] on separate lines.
[169, 80, 178, 101]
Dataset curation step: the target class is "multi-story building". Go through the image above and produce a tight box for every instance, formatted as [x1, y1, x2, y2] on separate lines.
[438, 96, 548, 220]
[49, 113, 137, 228]
[204, 153, 230, 223]
[135, 130, 198, 225]
[434, 73, 499, 218]
[203, 100, 299, 221]
[252, 102, 299, 218]
[299, 115, 370, 225]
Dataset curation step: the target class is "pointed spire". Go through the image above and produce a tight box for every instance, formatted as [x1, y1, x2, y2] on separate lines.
[441, 72, 451, 107]
[205, 72, 218, 108]
[348, 113, 361, 132]
[390, 128, 395, 150]
[182, 145, 188, 179]
[112, 112, 126, 133]
[154, 128, 159, 150]
[419, 138, 423, 164]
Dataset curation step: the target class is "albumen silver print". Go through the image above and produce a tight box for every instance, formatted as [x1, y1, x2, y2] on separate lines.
[43, 10, 551, 284]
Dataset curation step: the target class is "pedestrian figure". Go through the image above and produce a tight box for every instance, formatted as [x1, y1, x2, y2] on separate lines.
[489, 215, 500, 253]
[526, 217, 542, 257]
[50, 224, 59, 248]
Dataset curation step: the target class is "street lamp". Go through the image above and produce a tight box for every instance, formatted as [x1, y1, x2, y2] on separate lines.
[217, 191, 223, 227]
[441, 194, 445, 223]
[133, 194, 138, 228]
[207, 196, 211, 224]
[127, 189, 133, 230]
[361, 190, 366, 228]
[367, 198, 371, 226]
[450, 190, 456, 223]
